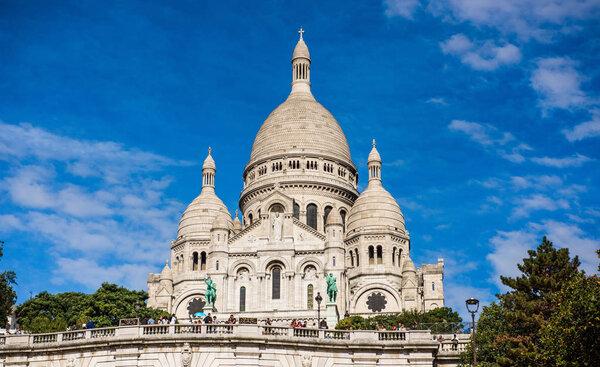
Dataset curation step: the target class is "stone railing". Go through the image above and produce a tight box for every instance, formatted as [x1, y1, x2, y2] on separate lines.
[0, 324, 468, 354]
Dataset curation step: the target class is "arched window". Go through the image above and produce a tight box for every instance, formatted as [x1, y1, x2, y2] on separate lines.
[398, 249, 402, 267]
[248, 213, 253, 225]
[355, 248, 360, 266]
[270, 203, 284, 214]
[306, 204, 317, 230]
[293, 202, 300, 220]
[377, 246, 383, 264]
[200, 252, 207, 270]
[350, 252, 354, 267]
[272, 266, 281, 299]
[240, 286, 246, 312]
[340, 209, 347, 230]
[432, 282, 435, 291]
[323, 206, 332, 228]
[333, 256, 336, 266]
[369, 246, 375, 265]
[193, 252, 199, 271]
[216, 260, 219, 271]
[392, 248, 397, 265]
[307, 284, 314, 309]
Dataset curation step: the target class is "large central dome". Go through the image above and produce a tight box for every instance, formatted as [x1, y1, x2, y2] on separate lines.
[248, 92, 353, 167]
[239, 33, 359, 224]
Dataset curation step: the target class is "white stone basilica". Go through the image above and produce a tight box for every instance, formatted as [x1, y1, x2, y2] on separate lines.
[147, 32, 444, 323]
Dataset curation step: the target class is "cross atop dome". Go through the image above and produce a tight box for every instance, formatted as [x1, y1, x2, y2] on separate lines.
[372, 139, 376, 147]
[298, 27, 304, 40]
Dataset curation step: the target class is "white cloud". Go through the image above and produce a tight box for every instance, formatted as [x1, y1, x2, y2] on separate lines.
[531, 153, 593, 168]
[488, 220, 599, 289]
[449, 120, 532, 162]
[440, 34, 521, 71]
[0, 121, 190, 184]
[0, 214, 24, 232]
[52, 257, 157, 290]
[426, 97, 448, 106]
[562, 110, 600, 141]
[510, 175, 563, 190]
[511, 194, 569, 219]
[426, 0, 600, 41]
[530, 57, 589, 112]
[383, 0, 421, 19]
[0, 121, 187, 290]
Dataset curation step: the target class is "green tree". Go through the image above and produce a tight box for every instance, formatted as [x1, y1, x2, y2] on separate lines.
[538, 273, 600, 366]
[461, 237, 582, 367]
[17, 283, 169, 333]
[0, 241, 17, 328]
[335, 307, 462, 332]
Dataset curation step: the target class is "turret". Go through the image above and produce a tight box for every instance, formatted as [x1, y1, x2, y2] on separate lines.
[291, 28, 311, 95]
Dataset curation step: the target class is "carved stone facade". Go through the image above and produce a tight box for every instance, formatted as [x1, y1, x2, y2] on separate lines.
[147, 33, 444, 322]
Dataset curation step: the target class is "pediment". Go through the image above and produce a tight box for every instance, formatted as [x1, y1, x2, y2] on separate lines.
[292, 219, 326, 242]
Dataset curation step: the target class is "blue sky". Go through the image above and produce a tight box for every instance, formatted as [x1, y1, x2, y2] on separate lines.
[0, 0, 599, 320]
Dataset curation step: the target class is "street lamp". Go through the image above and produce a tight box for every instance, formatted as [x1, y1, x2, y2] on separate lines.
[135, 299, 141, 323]
[466, 297, 480, 367]
[315, 292, 323, 328]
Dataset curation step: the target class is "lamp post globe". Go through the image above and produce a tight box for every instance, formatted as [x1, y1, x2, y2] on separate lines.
[315, 292, 323, 328]
[465, 297, 480, 367]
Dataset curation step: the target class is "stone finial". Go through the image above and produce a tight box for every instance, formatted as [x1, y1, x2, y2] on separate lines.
[208, 146, 212, 155]
[166, 259, 169, 266]
[298, 27, 304, 40]
[235, 209, 239, 217]
[372, 139, 376, 147]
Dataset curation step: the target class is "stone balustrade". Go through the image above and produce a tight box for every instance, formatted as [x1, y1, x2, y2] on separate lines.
[0, 324, 468, 349]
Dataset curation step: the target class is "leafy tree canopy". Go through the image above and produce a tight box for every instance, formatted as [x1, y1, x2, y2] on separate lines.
[460, 236, 591, 367]
[17, 282, 170, 333]
[336, 306, 462, 332]
[0, 241, 17, 328]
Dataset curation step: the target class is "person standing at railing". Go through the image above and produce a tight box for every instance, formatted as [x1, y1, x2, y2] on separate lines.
[147, 317, 155, 325]
[170, 315, 177, 324]
[451, 334, 458, 351]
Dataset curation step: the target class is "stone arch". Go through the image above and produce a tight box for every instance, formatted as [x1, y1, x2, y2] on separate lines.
[352, 283, 401, 314]
[173, 291, 207, 319]
[229, 259, 257, 276]
[263, 257, 290, 273]
[295, 256, 324, 273]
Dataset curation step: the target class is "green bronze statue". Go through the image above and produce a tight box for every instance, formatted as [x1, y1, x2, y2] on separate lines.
[204, 275, 216, 307]
[326, 273, 338, 302]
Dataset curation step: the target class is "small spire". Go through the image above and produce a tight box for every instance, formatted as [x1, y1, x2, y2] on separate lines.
[372, 139, 376, 147]
[298, 27, 304, 40]
[208, 146, 212, 155]
[235, 209, 239, 217]
[165, 259, 169, 266]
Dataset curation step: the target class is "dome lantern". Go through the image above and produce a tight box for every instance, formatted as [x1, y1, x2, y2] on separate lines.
[368, 139, 382, 184]
[202, 147, 216, 192]
[291, 27, 311, 95]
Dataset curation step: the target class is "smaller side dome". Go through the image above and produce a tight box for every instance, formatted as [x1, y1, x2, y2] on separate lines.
[160, 260, 172, 280]
[402, 257, 416, 274]
[325, 209, 343, 226]
[212, 212, 232, 231]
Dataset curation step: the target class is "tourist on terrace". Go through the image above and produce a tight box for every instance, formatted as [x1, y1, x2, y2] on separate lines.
[264, 318, 272, 326]
[147, 317, 155, 325]
[319, 320, 328, 329]
[86, 319, 95, 329]
[204, 313, 212, 324]
[437, 335, 443, 342]
[290, 319, 298, 327]
[302, 321, 307, 328]
[451, 334, 458, 350]
[170, 315, 177, 324]
[228, 315, 236, 324]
